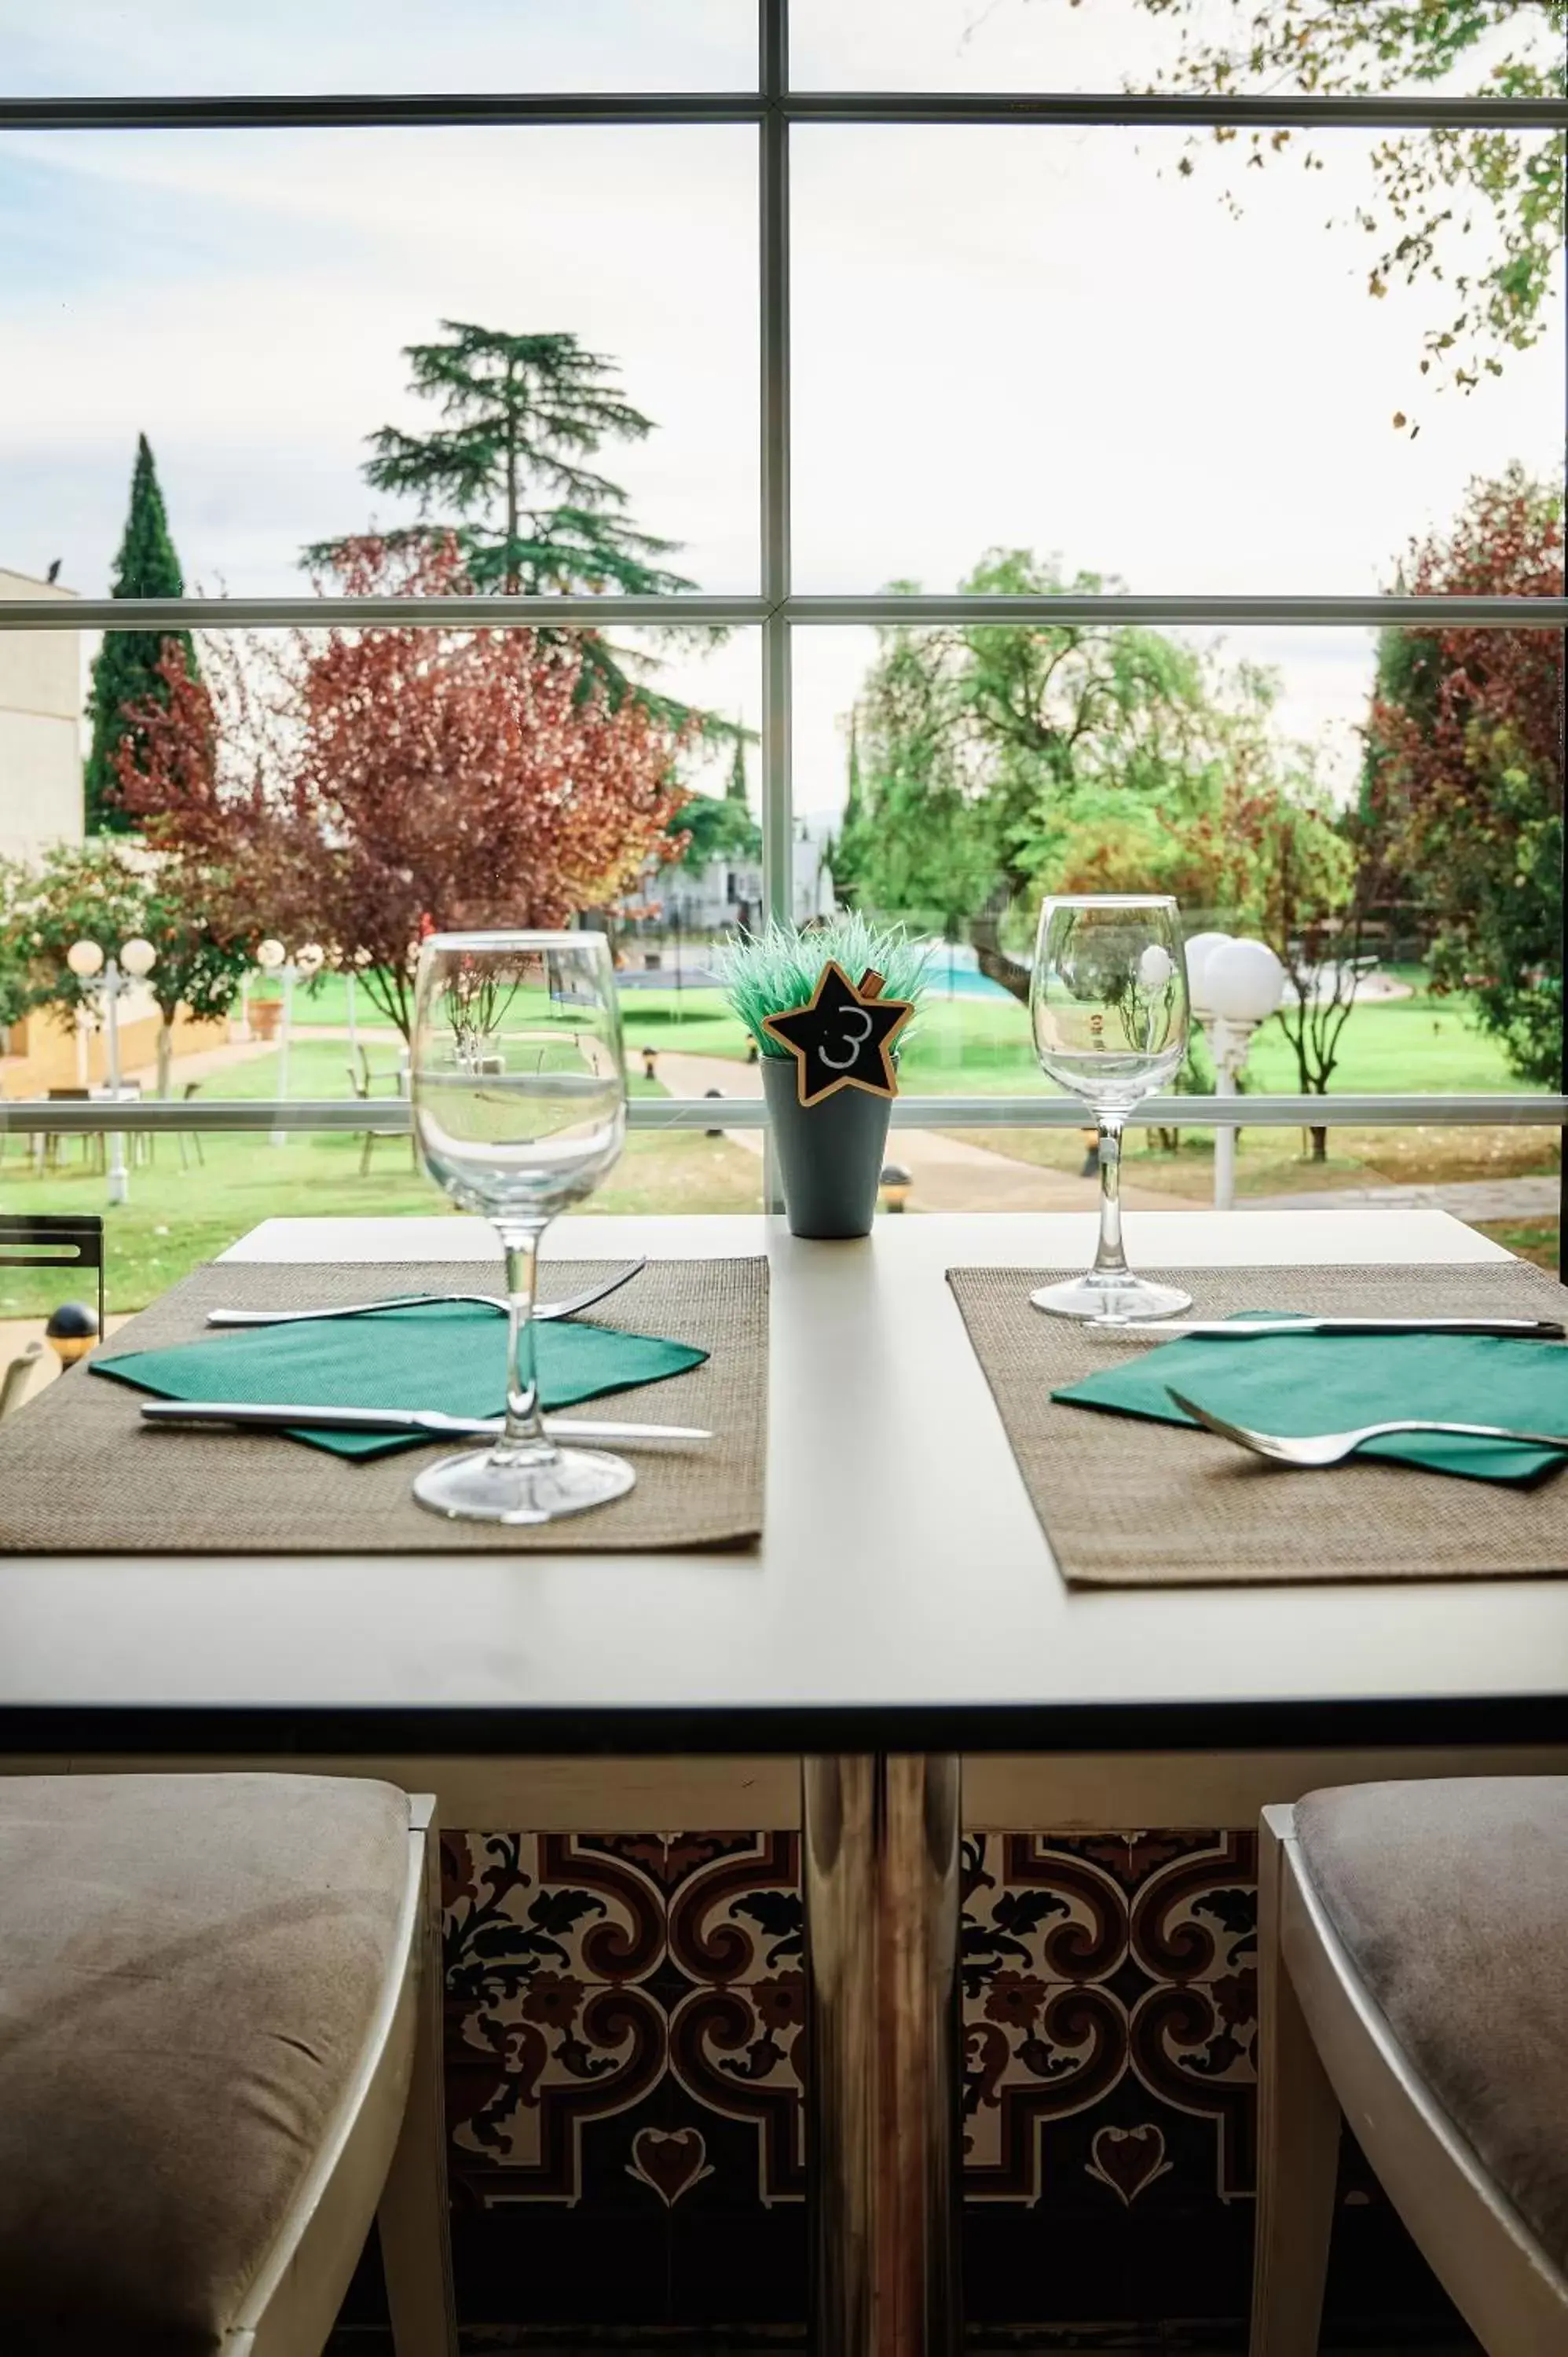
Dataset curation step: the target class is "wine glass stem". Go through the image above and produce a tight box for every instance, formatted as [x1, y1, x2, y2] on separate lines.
[496, 1223, 554, 1460]
[1093, 1118, 1130, 1276]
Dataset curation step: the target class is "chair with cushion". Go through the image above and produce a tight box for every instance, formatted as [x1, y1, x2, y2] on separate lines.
[1251, 1779, 1568, 2355]
[0, 1772, 456, 2356]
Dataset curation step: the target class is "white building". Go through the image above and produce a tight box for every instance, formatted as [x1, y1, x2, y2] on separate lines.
[0, 566, 83, 865]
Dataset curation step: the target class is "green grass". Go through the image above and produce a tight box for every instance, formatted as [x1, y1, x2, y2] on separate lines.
[0, 1058, 755, 1316]
[287, 971, 1541, 1101]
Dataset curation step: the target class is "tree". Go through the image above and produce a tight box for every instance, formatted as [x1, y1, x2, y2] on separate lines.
[836, 632, 997, 942]
[311, 321, 699, 717]
[1064, 0, 1566, 414]
[1363, 464, 1564, 1083]
[5, 838, 254, 1095]
[118, 535, 693, 1039]
[841, 550, 1238, 995]
[83, 434, 196, 834]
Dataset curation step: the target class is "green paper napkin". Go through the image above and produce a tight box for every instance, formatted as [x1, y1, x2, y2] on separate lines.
[93, 1301, 708, 1459]
[1053, 1315, 1568, 1485]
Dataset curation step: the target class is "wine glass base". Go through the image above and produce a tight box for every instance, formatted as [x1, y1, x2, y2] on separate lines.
[413, 1445, 636, 1527]
[1030, 1271, 1193, 1322]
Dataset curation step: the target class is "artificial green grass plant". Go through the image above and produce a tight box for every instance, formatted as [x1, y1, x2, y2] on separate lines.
[720, 915, 931, 1058]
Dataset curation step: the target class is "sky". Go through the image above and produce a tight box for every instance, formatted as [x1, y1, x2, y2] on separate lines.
[0, 0, 1562, 819]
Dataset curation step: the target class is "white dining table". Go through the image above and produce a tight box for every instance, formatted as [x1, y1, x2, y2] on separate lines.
[2, 1206, 1566, 2357]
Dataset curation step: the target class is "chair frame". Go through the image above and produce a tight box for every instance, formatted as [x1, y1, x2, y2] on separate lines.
[0, 1213, 106, 1340]
[222, 1791, 456, 2357]
[1251, 1801, 1568, 2357]
[0, 1339, 43, 1420]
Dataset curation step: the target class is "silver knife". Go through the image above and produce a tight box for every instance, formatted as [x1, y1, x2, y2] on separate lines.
[140, 1401, 710, 1442]
[1092, 1315, 1566, 1340]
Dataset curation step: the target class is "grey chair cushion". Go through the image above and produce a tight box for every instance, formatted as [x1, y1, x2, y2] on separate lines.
[0, 1772, 411, 2356]
[1297, 1776, 1568, 2273]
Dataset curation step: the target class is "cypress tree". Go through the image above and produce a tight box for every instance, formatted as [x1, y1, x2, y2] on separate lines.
[84, 434, 195, 834]
[726, 724, 748, 805]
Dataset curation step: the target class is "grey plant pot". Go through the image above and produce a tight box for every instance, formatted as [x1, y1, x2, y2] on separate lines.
[761, 1054, 893, 1239]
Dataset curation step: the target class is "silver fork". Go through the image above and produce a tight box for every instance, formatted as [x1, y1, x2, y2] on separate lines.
[1165, 1386, 1568, 1469]
[206, 1258, 647, 1329]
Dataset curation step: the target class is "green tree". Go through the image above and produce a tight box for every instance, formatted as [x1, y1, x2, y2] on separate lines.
[842, 550, 1221, 992]
[665, 728, 761, 877]
[83, 434, 196, 834]
[1363, 465, 1564, 1083]
[1067, 0, 1566, 414]
[13, 840, 254, 1095]
[313, 321, 701, 717]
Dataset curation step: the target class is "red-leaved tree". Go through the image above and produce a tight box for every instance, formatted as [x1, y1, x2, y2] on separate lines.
[117, 534, 691, 1036]
[1363, 467, 1565, 1085]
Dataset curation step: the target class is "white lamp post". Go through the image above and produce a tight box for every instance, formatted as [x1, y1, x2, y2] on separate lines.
[1192, 935, 1286, 1211]
[257, 938, 324, 1145]
[67, 933, 157, 1206]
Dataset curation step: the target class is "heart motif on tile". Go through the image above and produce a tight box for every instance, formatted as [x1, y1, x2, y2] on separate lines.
[627, 2126, 714, 2208]
[1086, 2123, 1172, 2207]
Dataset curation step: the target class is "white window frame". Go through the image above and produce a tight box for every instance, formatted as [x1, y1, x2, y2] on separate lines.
[2, 0, 1566, 1167]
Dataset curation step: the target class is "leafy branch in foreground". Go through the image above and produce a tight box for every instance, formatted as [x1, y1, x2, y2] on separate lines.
[1037, 0, 1566, 416]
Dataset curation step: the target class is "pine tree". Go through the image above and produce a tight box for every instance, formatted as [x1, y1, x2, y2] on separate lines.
[84, 435, 195, 834]
[311, 321, 701, 716]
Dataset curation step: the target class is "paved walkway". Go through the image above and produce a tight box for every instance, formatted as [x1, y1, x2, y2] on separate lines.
[654, 1053, 1178, 1213]
[1247, 1175, 1559, 1221]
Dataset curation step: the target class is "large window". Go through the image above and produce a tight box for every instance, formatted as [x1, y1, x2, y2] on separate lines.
[1, 0, 1564, 1274]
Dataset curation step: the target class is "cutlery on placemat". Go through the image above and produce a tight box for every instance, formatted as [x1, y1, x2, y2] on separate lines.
[1092, 1314, 1565, 1340]
[140, 1400, 709, 1445]
[1164, 1386, 1568, 1469]
[204, 1258, 647, 1329]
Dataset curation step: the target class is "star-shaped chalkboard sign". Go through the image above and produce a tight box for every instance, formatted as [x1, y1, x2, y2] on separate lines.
[762, 960, 914, 1108]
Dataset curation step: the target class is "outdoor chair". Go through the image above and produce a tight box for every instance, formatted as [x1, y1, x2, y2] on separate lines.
[347, 1047, 416, 1176]
[39, 1087, 104, 1175]
[1251, 1780, 1568, 2355]
[177, 1076, 206, 1171]
[0, 1213, 105, 1343]
[0, 1774, 456, 2357]
[0, 1340, 42, 1420]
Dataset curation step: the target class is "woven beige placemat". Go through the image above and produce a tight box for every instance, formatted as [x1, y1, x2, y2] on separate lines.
[0, 1258, 766, 1556]
[948, 1260, 1568, 1588]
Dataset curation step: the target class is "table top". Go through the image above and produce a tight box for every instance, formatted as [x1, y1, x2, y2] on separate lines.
[2, 1208, 1566, 1756]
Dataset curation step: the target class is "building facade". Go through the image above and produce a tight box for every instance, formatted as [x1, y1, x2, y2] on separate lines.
[0, 566, 82, 865]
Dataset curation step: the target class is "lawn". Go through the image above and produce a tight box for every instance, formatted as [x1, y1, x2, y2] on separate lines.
[285, 969, 1541, 1101]
[0, 1054, 758, 1316]
[4, 967, 1552, 1318]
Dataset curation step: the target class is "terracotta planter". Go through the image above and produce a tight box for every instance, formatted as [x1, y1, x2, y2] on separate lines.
[250, 999, 283, 1042]
[761, 1055, 892, 1239]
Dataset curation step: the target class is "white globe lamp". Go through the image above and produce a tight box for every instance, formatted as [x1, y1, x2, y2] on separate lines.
[66, 939, 104, 980]
[1203, 937, 1284, 1025]
[119, 937, 158, 981]
[295, 942, 325, 978]
[1181, 930, 1233, 1016]
[256, 938, 287, 972]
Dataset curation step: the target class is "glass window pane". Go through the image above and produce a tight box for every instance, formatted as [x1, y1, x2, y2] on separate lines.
[0, 616, 764, 1261]
[0, 129, 758, 597]
[793, 615, 1563, 1163]
[792, 126, 1564, 594]
[0, 1, 757, 97]
[789, 0, 1564, 97]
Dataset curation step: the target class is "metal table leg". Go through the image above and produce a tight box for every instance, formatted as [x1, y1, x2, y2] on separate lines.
[802, 1754, 963, 2356]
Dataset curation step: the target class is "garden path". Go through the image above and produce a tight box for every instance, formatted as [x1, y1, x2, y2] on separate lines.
[654, 1052, 1178, 1214]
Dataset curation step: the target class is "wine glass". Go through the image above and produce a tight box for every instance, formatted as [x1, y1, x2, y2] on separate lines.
[1028, 895, 1192, 1321]
[409, 931, 632, 1524]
